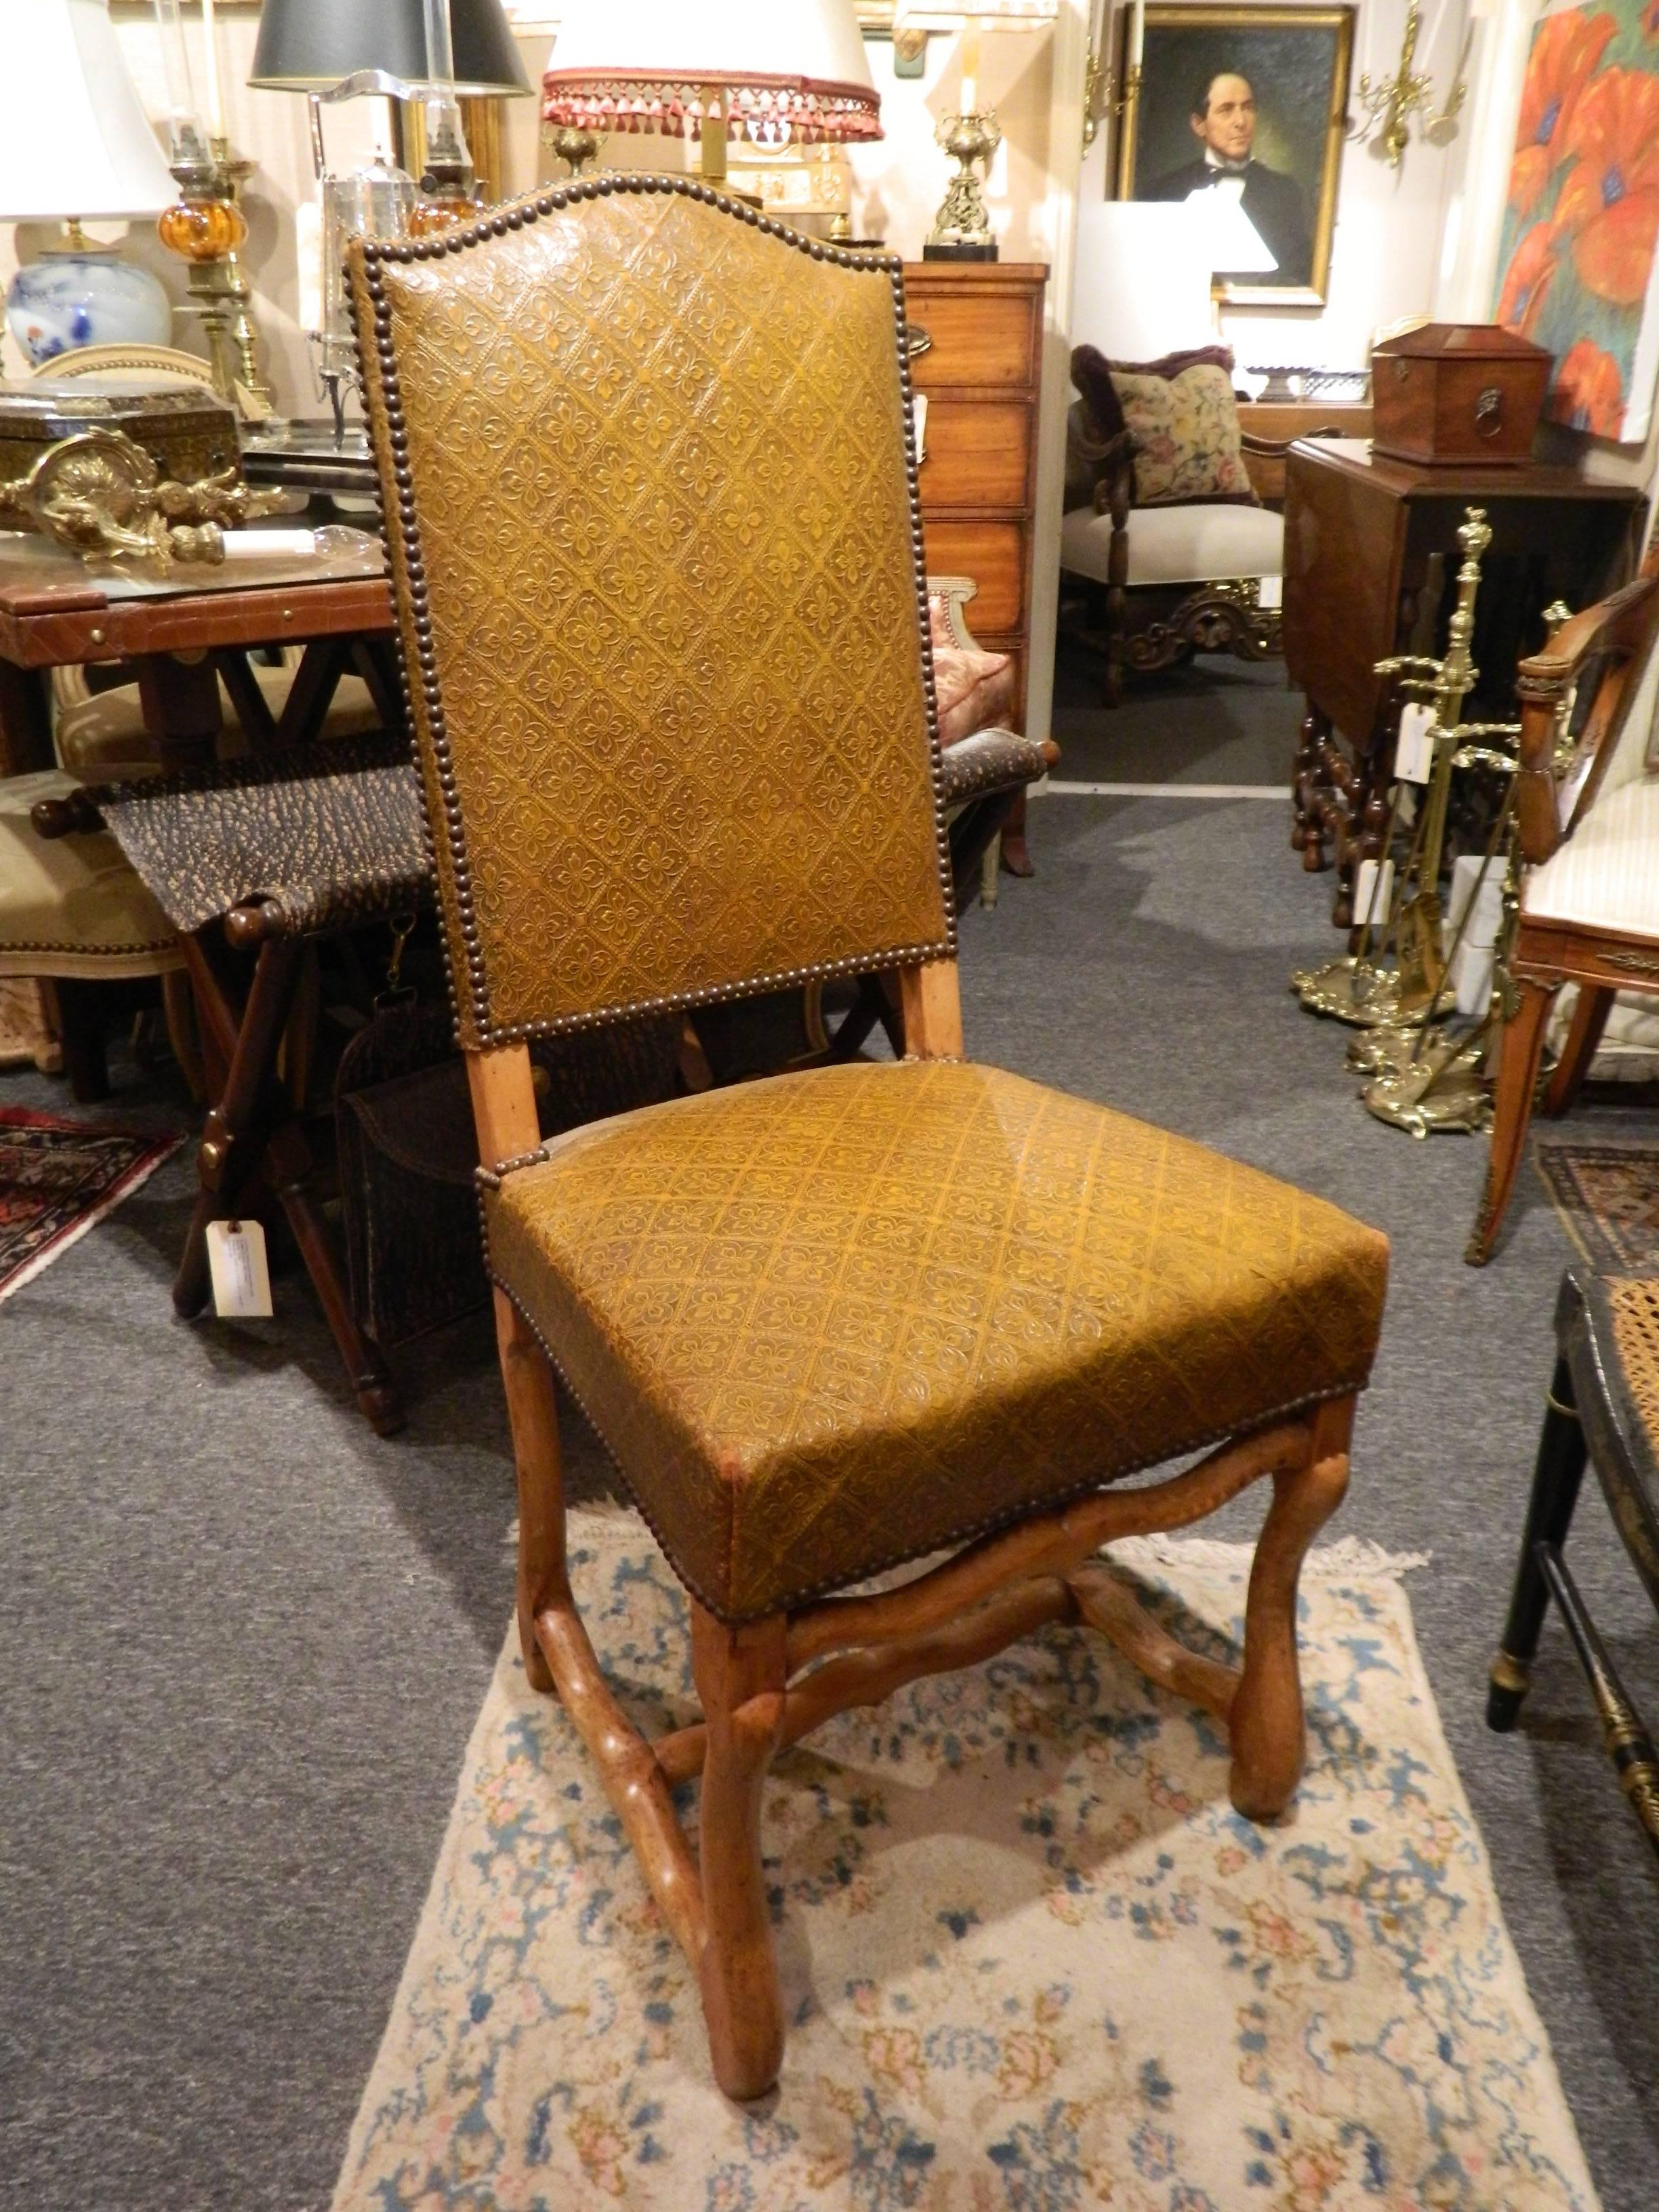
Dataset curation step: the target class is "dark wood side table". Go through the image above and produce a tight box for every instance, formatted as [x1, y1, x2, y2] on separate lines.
[905, 259, 1047, 874]
[1236, 401, 1372, 506]
[0, 566, 399, 778]
[1282, 438, 1643, 924]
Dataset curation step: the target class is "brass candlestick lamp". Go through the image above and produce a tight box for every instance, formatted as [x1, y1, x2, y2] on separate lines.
[150, 0, 272, 409]
[899, 4, 1059, 261]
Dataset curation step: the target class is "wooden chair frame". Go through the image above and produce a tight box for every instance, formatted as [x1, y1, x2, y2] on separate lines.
[1469, 546, 1659, 1265]
[468, 959, 1356, 2102]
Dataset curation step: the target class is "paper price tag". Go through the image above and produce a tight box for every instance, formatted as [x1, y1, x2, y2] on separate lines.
[205, 1219, 273, 1319]
[1395, 703, 1437, 783]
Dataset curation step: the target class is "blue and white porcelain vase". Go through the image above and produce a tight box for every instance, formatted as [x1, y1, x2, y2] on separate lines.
[5, 244, 171, 367]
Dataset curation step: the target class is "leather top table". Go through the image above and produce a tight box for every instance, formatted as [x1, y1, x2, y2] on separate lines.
[0, 550, 398, 779]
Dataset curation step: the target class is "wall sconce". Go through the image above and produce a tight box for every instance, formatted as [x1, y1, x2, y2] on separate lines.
[1083, 0, 1142, 155]
[1348, 0, 1469, 169]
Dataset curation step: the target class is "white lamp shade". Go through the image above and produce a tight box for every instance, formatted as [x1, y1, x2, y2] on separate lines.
[544, 0, 882, 144]
[1070, 203, 1213, 360]
[1185, 178, 1278, 275]
[1, 0, 177, 224]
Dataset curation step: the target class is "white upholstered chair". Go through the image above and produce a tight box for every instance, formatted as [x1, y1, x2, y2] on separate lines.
[1469, 541, 1659, 1262]
[1060, 203, 1285, 705]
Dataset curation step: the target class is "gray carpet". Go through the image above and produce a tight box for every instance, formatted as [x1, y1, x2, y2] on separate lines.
[1050, 632, 1298, 785]
[3, 716, 1657, 2209]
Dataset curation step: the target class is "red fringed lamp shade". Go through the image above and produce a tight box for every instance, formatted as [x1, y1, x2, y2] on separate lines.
[542, 0, 883, 147]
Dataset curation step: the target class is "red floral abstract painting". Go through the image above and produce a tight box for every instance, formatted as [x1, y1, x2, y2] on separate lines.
[1493, 0, 1659, 441]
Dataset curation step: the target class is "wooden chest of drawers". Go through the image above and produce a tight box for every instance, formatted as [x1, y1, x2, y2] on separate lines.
[903, 262, 1047, 733]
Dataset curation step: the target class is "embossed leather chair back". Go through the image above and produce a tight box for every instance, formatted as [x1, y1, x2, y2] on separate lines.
[351, 179, 953, 1048]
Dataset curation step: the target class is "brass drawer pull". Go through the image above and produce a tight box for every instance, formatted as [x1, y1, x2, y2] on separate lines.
[905, 323, 933, 360]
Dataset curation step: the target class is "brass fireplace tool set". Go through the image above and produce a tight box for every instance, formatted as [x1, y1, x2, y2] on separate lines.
[1291, 508, 1562, 1138]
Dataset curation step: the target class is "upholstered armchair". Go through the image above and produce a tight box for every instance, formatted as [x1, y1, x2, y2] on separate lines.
[1058, 205, 1287, 706]
[0, 769, 190, 1099]
[1469, 538, 1659, 1263]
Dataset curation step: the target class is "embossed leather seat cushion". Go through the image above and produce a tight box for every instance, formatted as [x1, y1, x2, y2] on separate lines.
[486, 1059, 1388, 1622]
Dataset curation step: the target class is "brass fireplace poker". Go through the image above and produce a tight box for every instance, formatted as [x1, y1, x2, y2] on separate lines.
[1292, 508, 1568, 1136]
[1292, 506, 1496, 1029]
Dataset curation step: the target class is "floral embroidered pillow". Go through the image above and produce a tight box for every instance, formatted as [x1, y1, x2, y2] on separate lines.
[1109, 347, 1258, 508]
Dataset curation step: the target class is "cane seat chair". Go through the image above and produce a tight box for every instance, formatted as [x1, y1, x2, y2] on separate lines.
[350, 178, 1390, 2100]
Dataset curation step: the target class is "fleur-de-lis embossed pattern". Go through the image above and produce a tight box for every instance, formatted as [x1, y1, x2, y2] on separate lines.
[486, 1061, 1391, 1622]
[350, 182, 953, 1046]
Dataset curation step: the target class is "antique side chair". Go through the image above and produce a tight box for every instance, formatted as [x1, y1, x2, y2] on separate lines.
[350, 178, 1390, 2101]
[1468, 539, 1659, 1264]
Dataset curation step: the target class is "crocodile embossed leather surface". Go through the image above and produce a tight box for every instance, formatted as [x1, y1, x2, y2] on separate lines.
[352, 185, 952, 1046]
[92, 738, 428, 937]
[487, 1060, 1390, 1622]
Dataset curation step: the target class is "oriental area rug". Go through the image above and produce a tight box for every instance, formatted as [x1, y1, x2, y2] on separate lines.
[0, 1105, 180, 1303]
[1534, 1137, 1659, 1273]
[332, 1511, 1599, 2212]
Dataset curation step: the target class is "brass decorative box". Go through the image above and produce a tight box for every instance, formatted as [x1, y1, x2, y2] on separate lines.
[1370, 324, 1551, 467]
[0, 377, 241, 533]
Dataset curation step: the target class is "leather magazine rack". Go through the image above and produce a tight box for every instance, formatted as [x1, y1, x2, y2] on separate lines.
[349, 176, 1390, 2098]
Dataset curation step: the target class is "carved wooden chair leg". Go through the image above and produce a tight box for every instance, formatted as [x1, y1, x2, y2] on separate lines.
[1228, 1394, 1353, 1820]
[1487, 1353, 1586, 1731]
[691, 1607, 788, 2101]
[1542, 984, 1614, 1118]
[495, 1290, 567, 1692]
[1467, 975, 1557, 1266]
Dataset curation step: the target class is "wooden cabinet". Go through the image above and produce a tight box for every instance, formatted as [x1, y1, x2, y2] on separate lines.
[903, 262, 1046, 739]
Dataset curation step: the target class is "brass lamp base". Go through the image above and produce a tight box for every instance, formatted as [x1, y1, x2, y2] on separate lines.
[927, 110, 1001, 258]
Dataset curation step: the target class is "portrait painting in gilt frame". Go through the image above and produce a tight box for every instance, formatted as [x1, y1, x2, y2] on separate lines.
[1116, 5, 1355, 308]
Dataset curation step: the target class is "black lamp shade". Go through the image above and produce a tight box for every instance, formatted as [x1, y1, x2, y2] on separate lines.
[249, 0, 534, 96]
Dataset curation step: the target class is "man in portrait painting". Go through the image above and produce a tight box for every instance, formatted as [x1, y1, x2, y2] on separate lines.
[1147, 72, 1312, 286]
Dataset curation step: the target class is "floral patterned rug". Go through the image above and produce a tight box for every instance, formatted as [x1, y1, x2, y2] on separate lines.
[0, 1105, 180, 1303]
[332, 1512, 1599, 2212]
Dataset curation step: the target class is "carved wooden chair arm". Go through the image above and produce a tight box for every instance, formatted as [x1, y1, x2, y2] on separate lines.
[926, 574, 983, 651]
[939, 727, 1056, 808]
[1515, 568, 1659, 865]
[1089, 432, 1136, 528]
[1238, 426, 1349, 458]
